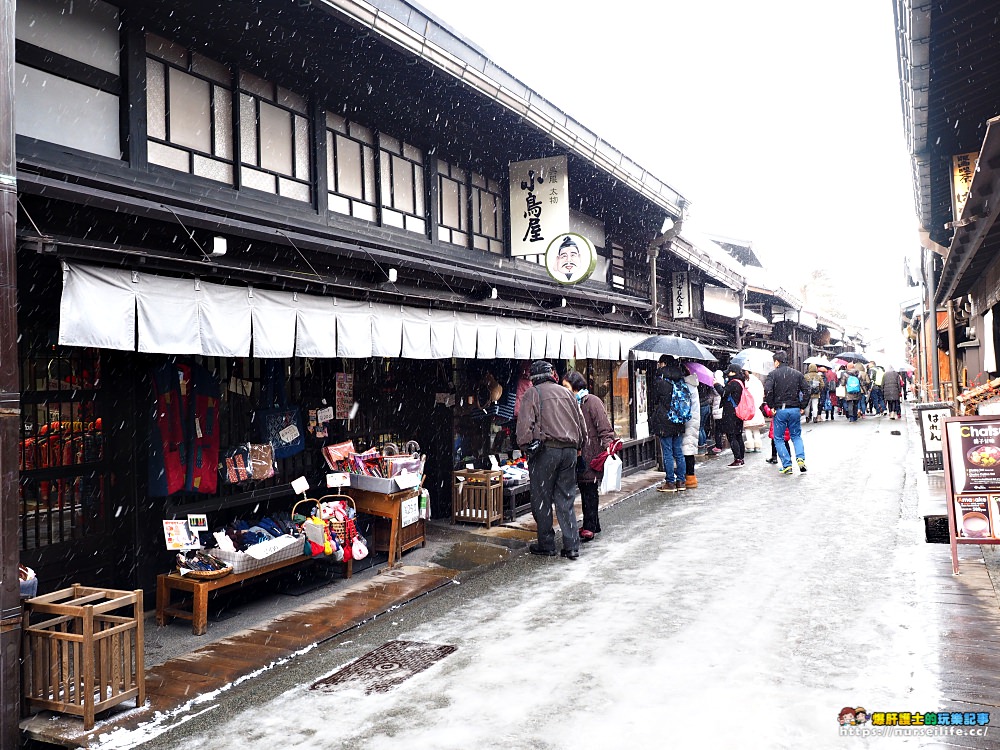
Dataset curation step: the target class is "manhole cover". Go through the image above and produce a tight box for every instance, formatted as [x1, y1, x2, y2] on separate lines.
[311, 640, 456, 694]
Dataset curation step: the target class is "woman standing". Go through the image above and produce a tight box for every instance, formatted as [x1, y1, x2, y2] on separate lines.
[563, 371, 615, 541]
[742, 369, 766, 453]
[681, 365, 702, 488]
[714, 364, 747, 467]
[882, 366, 902, 419]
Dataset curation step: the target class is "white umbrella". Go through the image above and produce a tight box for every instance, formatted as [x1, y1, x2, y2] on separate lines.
[730, 347, 774, 375]
[804, 355, 834, 368]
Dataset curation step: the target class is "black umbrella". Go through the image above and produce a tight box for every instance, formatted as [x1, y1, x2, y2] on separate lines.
[835, 351, 869, 363]
[630, 334, 717, 362]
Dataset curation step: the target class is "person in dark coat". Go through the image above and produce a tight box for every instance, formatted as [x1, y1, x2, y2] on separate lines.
[714, 363, 747, 467]
[563, 370, 615, 541]
[882, 367, 902, 419]
[648, 355, 690, 492]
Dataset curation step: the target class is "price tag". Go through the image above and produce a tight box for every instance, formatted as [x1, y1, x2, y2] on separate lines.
[291, 476, 310, 495]
[326, 472, 350, 488]
[317, 406, 334, 424]
[401, 496, 419, 527]
[187, 514, 208, 531]
[279, 424, 300, 443]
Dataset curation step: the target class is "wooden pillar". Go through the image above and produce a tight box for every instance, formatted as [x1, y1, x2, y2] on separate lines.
[947, 299, 961, 408]
[0, 1, 21, 746]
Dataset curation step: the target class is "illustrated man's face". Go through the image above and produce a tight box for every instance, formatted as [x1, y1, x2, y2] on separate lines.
[556, 242, 580, 277]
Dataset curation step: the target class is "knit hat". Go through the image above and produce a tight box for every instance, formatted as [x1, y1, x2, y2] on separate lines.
[529, 360, 555, 383]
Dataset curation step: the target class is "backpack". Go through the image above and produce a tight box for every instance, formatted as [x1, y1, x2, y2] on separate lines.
[666, 380, 692, 424]
[874, 368, 885, 387]
[732, 382, 756, 421]
[846, 374, 861, 394]
[809, 377, 822, 395]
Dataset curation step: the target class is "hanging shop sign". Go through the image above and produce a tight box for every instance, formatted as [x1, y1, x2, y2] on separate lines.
[544, 232, 597, 284]
[672, 271, 692, 319]
[941, 415, 1000, 573]
[509, 155, 569, 257]
[951, 152, 978, 224]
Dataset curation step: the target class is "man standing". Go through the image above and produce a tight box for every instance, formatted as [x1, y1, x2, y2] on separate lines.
[648, 355, 691, 492]
[516, 360, 587, 560]
[763, 351, 809, 475]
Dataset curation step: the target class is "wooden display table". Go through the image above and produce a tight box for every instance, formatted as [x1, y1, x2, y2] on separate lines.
[347, 487, 424, 568]
[156, 553, 319, 635]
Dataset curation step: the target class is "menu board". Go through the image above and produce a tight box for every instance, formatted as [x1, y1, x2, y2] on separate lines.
[945, 419, 1000, 493]
[954, 494, 997, 539]
[941, 417, 1000, 572]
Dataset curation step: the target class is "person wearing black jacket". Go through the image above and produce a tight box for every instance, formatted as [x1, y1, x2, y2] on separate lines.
[648, 355, 689, 492]
[763, 351, 810, 475]
[713, 364, 747, 467]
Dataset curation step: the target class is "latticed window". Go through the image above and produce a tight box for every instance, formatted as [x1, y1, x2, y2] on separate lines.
[471, 172, 504, 255]
[326, 113, 377, 222]
[146, 34, 234, 184]
[437, 160, 468, 246]
[18, 348, 108, 550]
[238, 71, 311, 202]
[379, 133, 425, 234]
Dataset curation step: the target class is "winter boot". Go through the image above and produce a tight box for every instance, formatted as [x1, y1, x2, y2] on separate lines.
[685, 475, 698, 489]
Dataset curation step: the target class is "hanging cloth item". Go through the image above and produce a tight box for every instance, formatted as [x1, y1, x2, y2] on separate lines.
[149, 361, 221, 496]
[255, 359, 305, 460]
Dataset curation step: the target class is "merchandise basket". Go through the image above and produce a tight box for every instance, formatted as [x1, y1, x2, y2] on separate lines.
[292, 493, 356, 541]
[178, 566, 233, 580]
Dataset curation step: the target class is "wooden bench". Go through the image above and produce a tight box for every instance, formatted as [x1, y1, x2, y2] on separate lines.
[156, 553, 352, 635]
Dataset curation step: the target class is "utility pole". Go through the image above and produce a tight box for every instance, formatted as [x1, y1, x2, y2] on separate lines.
[0, 1, 20, 747]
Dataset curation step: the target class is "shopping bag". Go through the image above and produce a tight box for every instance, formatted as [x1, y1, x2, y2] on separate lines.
[599, 454, 623, 494]
[589, 438, 624, 471]
[256, 407, 305, 459]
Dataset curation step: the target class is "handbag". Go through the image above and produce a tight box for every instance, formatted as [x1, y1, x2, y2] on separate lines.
[599, 454, 623, 494]
[836, 385, 847, 399]
[589, 437, 624, 471]
[248, 443, 275, 480]
[220, 444, 252, 485]
[255, 360, 305, 460]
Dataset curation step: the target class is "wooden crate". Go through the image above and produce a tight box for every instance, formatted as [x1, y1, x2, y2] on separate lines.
[22, 584, 145, 730]
[452, 470, 503, 528]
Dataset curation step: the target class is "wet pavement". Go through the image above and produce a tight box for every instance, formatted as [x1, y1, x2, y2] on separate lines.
[22, 403, 1000, 749]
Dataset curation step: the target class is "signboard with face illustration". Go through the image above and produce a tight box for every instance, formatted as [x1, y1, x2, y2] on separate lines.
[941, 416, 1000, 572]
[509, 156, 569, 257]
[544, 232, 597, 284]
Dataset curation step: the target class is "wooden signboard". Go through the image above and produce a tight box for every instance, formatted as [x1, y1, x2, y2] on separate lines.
[941, 415, 1000, 572]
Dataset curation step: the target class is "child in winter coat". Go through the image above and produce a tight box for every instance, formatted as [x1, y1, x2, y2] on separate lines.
[764, 404, 791, 464]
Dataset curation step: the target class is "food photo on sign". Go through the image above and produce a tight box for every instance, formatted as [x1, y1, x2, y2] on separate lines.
[954, 493, 996, 539]
[946, 420, 1000, 494]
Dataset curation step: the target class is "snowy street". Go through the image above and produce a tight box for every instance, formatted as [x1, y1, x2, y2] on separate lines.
[120, 407, 1000, 750]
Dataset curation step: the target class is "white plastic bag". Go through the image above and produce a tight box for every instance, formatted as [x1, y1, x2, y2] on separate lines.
[599, 454, 623, 494]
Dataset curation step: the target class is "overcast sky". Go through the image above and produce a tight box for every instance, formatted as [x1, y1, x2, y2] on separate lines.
[414, 0, 915, 354]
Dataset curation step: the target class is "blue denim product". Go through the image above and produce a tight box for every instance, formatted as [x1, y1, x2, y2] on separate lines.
[772, 408, 805, 470]
[659, 434, 685, 484]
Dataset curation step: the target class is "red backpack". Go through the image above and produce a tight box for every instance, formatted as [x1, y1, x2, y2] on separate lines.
[733, 382, 756, 421]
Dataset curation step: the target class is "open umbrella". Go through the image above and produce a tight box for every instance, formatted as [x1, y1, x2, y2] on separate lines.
[730, 347, 774, 375]
[804, 355, 834, 368]
[897, 363, 916, 372]
[835, 351, 869, 363]
[630, 334, 717, 362]
[685, 361, 716, 387]
[830, 358, 849, 370]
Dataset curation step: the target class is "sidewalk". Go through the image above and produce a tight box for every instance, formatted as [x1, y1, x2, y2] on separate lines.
[20, 466, 664, 748]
